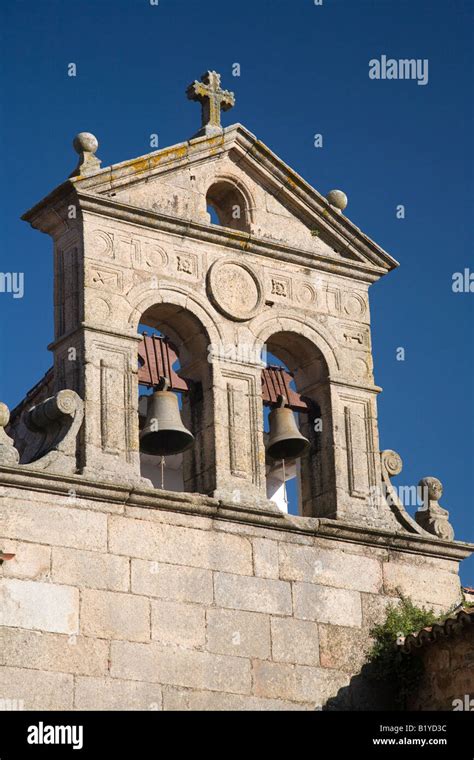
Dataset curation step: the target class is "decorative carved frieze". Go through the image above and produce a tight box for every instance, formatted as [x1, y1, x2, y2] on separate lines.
[343, 291, 367, 320]
[90, 229, 115, 258]
[88, 227, 169, 273]
[88, 296, 112, 323]
[320, 286, 369, 322]
[88, 266, 123, 292]
[295, 282, 317, 307]
[325, 286, 342, 315]
[342, 328, 365, 346]
[264, 270, 292, 302]
[271, 278, 289, 297]
[175, 251, 198, 277]
[141, 243, 168, 271]
[177, 255, 193, 274]
[345, 356, 371, 381]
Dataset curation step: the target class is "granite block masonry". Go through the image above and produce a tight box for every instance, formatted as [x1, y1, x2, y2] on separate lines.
[0, 71, 471, 711]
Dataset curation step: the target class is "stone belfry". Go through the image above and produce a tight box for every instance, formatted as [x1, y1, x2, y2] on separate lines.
[0, 72, 470, 711]
[12, 68, 401, 522]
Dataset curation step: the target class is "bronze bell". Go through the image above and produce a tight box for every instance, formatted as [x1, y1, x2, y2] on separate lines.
[266, 395, 310, 461]
[140, 384, 194, 456]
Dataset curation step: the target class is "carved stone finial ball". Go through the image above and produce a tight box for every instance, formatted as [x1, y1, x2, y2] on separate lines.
[73, 132, 99, 155]
[0, 402, 10, 428]
[326, 189, 348, 211]
[419, 476, 443, 501]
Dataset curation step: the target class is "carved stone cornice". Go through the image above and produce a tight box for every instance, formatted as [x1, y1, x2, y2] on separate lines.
[21, 124, 398, 283]
[21, 183, 81, 238]
[47, 322, 142, 353]
[229, 125, 396, 271]
[0, 465, 472, 561]
[75, 193, 388, 284]
[327, 377, 383, 395]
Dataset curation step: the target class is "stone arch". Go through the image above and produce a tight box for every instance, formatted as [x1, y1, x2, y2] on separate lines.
[209, 172, 256, 216]
[128, 283, 225, 353]
[253, 316, 339, 519]
[135, 296, 218, 496]
[251, 312, 341, 379]
[205, 175, 254, 231]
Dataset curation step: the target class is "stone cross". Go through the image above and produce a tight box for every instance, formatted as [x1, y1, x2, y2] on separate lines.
[187, 71, 235, 137]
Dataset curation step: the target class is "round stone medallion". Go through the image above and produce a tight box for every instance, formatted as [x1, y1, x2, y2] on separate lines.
[207, 259, 263, 321]
[344, 292, 367, 319]
[89, 296, 112, 323]
[296, 282, 317, 307]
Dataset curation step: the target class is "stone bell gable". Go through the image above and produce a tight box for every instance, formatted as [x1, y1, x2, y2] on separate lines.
[1, 71, 472, 711]
[19, 116, 400, 525]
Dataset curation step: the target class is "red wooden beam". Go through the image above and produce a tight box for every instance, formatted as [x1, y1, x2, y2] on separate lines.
[137, 335, 310, 412]
[262, 366, 310, 412]
[138, 334, 189, 392]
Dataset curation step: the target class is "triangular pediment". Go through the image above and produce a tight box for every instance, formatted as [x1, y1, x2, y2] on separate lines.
[23, 124, 398, 278]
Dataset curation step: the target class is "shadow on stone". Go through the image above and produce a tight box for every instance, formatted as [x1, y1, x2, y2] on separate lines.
[323, 661, 398, 711]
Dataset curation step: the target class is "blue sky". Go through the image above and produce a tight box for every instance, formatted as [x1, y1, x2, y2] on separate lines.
[0, 0, 472, 581]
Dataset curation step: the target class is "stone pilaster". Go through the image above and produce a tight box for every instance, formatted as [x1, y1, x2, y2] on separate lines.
[209, 358, 268, 506]
[78, 328, 142, 483]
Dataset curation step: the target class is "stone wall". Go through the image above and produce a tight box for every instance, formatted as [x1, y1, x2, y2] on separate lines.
[0, 475, 464, 711]
[407, 629, 474, 711]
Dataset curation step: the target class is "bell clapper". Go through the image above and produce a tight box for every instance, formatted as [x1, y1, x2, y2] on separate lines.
[160, 455, 165, 490]
[282, 458, 288, 509]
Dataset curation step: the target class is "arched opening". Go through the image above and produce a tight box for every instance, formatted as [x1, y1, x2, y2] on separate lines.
[137, 303, 215, 495]
[206, 204, 221, 226]
[263, 352, 304, 515]
[205, 180, 250, 232]
[263, 332, 334, 518]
